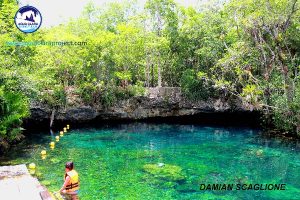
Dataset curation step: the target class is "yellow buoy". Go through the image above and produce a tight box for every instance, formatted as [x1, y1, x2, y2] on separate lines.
[41, 155, 46, 160]
[60, 131, 63, 137]
[55, 136, 60, 140]
[67, 124, 70, 129]
[63, 127, 67, 133]
[50, 142, 55, 147]
[29, 169, 35, 175]
[41, 150, 46, 155]
[50, 145, 55, 150]
[29, 163, 36, 169]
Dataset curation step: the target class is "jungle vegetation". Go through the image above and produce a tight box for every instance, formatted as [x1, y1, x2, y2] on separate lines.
[0, 0, 300, 149]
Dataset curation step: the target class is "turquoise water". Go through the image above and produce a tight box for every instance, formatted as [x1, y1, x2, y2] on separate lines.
[1, 123, 300, 200]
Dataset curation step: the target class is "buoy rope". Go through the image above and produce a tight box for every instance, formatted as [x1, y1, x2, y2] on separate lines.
[28, 125, 71, 194]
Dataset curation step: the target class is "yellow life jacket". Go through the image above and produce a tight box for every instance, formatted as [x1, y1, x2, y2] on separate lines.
[65, 170, 79, 192]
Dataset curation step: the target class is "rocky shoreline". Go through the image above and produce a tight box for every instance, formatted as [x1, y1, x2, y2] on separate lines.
[24, 87, 261, 129]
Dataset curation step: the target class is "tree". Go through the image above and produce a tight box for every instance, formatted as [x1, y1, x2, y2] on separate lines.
[145, 0, 179, 87]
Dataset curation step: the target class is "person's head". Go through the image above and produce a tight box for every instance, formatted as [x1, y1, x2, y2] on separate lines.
[65, 161, 74, 172]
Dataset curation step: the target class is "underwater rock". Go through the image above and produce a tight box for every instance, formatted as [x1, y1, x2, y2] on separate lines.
[160, 181, 176, 188]
[141, 174, 177, 189]
[256, 149, 263, 156]
[176, 183, 198, 193]
[246, 148, 264, 157]
[158, 163, 164, 167]
[143, 163, 186, 182]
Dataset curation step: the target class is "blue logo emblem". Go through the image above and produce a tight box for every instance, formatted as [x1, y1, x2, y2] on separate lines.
[14, 6, 42, 33]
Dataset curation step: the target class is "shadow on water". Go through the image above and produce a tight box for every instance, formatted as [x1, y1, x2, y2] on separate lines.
[23, 110, 262, 131]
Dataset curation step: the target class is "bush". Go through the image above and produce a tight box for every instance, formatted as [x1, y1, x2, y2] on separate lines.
[53, 86, 67, 106]
[79, 82, 99, 105]
[270, 87, 300, 136]
[180, 69, 216, 100]
[100, 83, 145, 107]
[0, 87, 29, 151]
[39, 85, 67, 107]
[128, 81, 145, 97]
[100, 85, 117, 107]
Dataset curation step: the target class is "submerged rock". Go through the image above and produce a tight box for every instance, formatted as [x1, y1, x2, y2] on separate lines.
[256, 149, 263, 156]
[142, 163, 186, 182]
[158, 163, 165, 167]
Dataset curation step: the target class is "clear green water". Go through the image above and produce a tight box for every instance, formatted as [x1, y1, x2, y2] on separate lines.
[1, 123, 300, 200]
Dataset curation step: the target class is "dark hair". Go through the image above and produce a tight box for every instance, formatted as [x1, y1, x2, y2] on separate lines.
[65, 161, 74, 170]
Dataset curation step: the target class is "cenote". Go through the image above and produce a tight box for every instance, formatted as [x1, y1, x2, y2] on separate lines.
[1, 123, 300, 200]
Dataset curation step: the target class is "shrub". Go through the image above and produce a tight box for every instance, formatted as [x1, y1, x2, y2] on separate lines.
[0, 87, 29, 151]
[79, 82, 99, 104]
[270, 87, 300, 136]
[100, 85, 117, 107]
[180, 69, 216, 100]
[53, 86, 67, 106]
[39, 85, 67, 107]
[128, 81, 145, 97]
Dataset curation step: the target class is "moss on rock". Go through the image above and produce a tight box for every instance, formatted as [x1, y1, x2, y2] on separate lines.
[143, 163, 185, 182]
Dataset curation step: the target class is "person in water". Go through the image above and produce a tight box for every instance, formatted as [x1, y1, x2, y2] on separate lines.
[59, 161, 80, 200]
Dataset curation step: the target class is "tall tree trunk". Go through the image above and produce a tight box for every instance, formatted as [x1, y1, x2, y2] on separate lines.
[157, 51, 161, 87]
[151, 63, 154, 87]
[156, 7, 162, 87]
[278, 46, 294, 103]
[145, 49, 150, 87]
[50, 108, 55, 128]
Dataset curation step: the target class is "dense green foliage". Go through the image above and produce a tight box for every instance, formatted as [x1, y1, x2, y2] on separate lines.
[0, 0, 31, 150]
[0, 0, 300, 148]
[0, 88, 29, 146]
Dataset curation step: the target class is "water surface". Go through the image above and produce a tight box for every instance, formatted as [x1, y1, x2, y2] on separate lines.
[1, 123, 300, 200]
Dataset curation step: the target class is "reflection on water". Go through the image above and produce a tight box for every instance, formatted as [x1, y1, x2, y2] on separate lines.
[1, 123, 300, 200]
